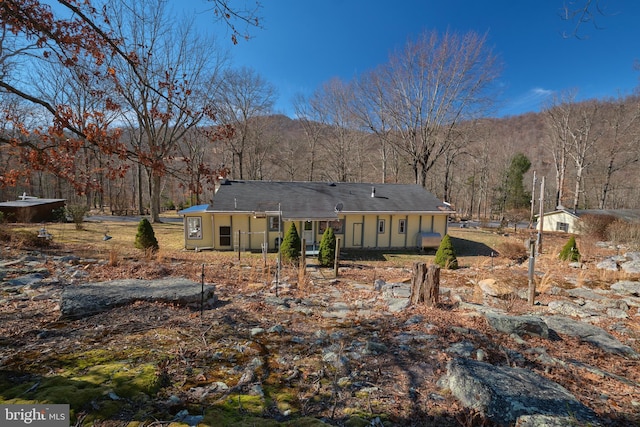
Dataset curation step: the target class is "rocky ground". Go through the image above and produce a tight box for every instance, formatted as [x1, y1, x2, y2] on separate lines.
[1, 235, 639, 426]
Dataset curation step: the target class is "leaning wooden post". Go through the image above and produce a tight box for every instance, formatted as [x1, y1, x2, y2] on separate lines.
[334, 238, 341, 278]
[410, 262, 440, 307]
[299, 238, 306, 287]
[527, 238, 536, 305]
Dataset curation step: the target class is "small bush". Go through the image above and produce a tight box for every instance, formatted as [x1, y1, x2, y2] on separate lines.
[66, 204, 90, 230]
[497, 240, 528, 262]
[318, 227, 336, 267]
[558, 235, 580, 262]
[435, 234, 458, 269]
[51, 207, 67, 223]
[280, 223, 301, 263]
[134, 218, 159, 252]
[5, 229, 51, 249]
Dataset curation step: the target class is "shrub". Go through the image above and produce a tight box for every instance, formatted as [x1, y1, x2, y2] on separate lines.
[134, 218, 159, 252]
[435, 234, 458, 269]
[280, 222, 301, 263]
[51, 207, 67, 223]
[606, 220, 640, 250]
[497, 240, 528, 262]
[66, 204, 90, 230]
[578, 214, 616, 240]
[318, 226, 336, 267]
[558, 235, 580, 262]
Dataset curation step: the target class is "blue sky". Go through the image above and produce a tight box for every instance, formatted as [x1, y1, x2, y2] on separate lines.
[186, 0, 640, 118]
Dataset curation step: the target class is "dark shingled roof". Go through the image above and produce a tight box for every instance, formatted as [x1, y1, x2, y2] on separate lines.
[574, 209, 640, 223]
[209, 180, 450, 220]
[0, 198, 65, 207]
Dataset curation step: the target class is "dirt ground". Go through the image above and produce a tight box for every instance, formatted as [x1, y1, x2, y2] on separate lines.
[1, 227, 639, 426]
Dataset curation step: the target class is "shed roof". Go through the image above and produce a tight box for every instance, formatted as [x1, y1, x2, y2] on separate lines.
[178, 204, 209, 214]
[208, 180, 451, 220]
[0, 198, 65, 207]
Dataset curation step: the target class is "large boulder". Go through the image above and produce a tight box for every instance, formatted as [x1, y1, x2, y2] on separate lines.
[60, 278, 216, 319]
[440, 358, 599, 426]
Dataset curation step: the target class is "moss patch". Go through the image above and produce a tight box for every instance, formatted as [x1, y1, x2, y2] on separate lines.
[0, 348, 166, 425]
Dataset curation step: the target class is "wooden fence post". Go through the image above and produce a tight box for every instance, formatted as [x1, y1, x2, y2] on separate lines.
[334, 238, 340, 278]
[299, 238, 306, 287]
[410, 262, 440, 307]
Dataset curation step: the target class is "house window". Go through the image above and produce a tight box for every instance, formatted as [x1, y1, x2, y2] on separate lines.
[556, 222, 569, 232]
[398, 219, 406, 234]
[319, 220, 344, 234]
[378, 219, 385, 233]
[219, 226, 231, 246]
[268, 216, 282, 231]
[187, 217, 202, 239]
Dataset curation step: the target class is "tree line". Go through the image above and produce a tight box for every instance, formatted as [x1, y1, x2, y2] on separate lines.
[1, 0, 638, 223]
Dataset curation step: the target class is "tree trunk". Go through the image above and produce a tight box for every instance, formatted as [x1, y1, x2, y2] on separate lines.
[149, 173, 162, 223]
[410, 262, 440, 307]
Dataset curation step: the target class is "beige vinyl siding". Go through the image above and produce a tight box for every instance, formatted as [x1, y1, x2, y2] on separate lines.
[183, 214, 214, 250]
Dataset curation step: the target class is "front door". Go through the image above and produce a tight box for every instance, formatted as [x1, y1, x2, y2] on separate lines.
[352, 222, 363, 247]
[303, 221, 314, 248]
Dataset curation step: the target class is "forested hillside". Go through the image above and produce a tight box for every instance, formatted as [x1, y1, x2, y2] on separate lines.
[2, 95, 639, 220]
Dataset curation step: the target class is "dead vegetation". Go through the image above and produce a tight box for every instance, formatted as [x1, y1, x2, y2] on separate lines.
[0, 223, 639, 426]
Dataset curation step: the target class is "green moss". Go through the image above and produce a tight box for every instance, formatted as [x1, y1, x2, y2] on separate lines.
[0, 349, 167, 426]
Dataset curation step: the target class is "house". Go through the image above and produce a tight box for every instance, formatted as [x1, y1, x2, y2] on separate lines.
[538, 208, 640, 234]
[0, 194, 66, 223]
[179, 180, 452, 252]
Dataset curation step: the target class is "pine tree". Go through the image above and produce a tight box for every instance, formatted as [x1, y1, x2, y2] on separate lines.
[134, 218, 159, 252]
[434, 234, 458, 269]
[558, 235, 580, 262]
[280, 223, 301, 263]
[318, 226, 336, 267]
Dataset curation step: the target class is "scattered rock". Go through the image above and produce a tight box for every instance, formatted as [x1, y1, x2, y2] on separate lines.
[485, 313, 549, 338]
[544, 315, 638, 358]
[477, 278, 514, 298]
[610, 281, 640, 296]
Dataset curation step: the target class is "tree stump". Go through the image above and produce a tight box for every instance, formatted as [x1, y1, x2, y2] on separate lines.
[410, 262, 440, 306]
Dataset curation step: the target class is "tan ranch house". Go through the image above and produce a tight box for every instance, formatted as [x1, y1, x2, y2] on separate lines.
[179, 180, 452, 252]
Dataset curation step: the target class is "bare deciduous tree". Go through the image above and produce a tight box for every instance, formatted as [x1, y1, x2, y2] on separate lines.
[215, 66, 276, 180]
[107, 0, 227, 221]
[381, 29, 500, 188]
[596, 96, 640, 208]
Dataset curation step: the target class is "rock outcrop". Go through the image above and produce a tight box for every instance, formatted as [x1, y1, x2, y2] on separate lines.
[440, 358, 600, 426]
[60, 278, 216, 319]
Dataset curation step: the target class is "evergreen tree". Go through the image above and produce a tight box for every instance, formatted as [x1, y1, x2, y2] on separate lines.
[496, 153, 532, 212]
[558, 235, 580, 262]
[318, 226, 336, 267]
[135, 218, 159, 252]
[434, 234, 458, 269]
[280, 222, 301, 263]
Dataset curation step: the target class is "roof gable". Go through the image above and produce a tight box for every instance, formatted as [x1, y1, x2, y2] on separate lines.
[209, 181, 450, 220]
